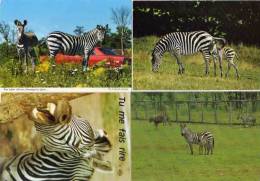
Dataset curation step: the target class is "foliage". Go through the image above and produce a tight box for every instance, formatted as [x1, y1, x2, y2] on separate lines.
[134, 1, 260, 46]
[0, 59, 131, 87]
[132, 121, 260, 181]
[73, 26, 85, 36]
[133, 36, 260, 90]
[111, 6, 131, 54]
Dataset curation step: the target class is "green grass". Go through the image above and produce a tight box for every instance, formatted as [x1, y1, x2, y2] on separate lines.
[0, 59, 131, 87]
[132, 121, 260, 181]
[133, 36, 260, 90]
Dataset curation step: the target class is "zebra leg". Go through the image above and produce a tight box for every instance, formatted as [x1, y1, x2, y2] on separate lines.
[218, 53, 223, 77]
[173, 53, 184, 74]
[202, 52, 210, 75]
[225, 62, 231, 78]
[213, 56, 217, 76]
[28, 52, 35, 73]
[230, 60, 239, 79]
[24, 50, 29, 73]
[188, 143, 193, 155]
[82, 50, 90, 72]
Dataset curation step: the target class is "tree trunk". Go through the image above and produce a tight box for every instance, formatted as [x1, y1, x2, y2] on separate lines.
[120, 36, 124, 55]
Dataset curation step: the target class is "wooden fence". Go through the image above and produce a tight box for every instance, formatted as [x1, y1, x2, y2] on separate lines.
[132, 99, 260, 125]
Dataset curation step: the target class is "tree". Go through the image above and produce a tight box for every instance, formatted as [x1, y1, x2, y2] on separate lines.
[0, 21, 11, 55]
[0, 21, 10, 43]
[111, 6, 131, 55]
[73, 26, 85, 36]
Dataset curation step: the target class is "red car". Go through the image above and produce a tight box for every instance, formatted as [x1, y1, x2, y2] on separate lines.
[52, 47, 130, 68]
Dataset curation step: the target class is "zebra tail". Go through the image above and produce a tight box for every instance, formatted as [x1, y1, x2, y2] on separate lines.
[213, 37, 227, 48]
[94, 130, 112, 155]
[213, 138, 215, 148]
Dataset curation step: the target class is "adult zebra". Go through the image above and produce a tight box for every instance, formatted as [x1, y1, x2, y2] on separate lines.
[151, 31, 226, 76]
[14, 19, 38, 73]
[180, 123, 214, 155]
[46, 25, 107, 72]
[0, 100, 112, 181]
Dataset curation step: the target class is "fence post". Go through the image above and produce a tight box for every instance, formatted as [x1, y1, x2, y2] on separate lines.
[229, 102, 232, 125]
[201, 102, 204, 123]
[188, 102, 191, 123]
[214, 101, 218, 123]
[176, 102, 178, 122]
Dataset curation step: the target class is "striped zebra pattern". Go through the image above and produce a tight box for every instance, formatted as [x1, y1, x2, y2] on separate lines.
[180, 123, 214, 155]
[0, 100, 112, 180]
[211, 45, 239, 79]
[1, 146, 94, 181]
[151, 31, 226, 76]
[46, 25, 107, 71]
[14, 19, 38, 73]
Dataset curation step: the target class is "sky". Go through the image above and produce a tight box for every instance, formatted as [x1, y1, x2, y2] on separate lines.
[0, 0, 132, 41]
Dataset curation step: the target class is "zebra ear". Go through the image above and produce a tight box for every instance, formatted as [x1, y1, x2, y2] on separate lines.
[96, 25, 101, 30]
[14, 19, 19, 26]
[55, 100, 72, 124]
[23, 20, 27, 26]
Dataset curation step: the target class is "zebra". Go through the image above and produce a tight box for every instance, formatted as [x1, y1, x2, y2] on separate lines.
[151, 31, 226, 76]
[149, 113, 169, 128]
[180, 123, 214, 155]
[211, 45, 240, 79]
[14, 19, 38, 73]
[46, 25, 108, 72]
[237, 114, 256, 128]
[0, 100, 112, 180]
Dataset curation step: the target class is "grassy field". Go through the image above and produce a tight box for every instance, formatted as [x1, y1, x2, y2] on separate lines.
[133, 36, 260, 90]
[0, 58, 131, 87]
[132, 121, 260, 181]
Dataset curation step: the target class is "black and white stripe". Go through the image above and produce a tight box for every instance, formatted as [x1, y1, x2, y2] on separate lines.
[1, 146, 94, 181]
[46, 25, 107, 71]
[151, 31, 226, 76]
[0, 104, 112, 180]
[180, 123, 214, 155]
[211, 45, 239, 79]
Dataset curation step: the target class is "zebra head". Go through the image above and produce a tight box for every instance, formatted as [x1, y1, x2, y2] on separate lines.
[14, 19, 27, 40]
[151, 51, 162, 72]
[96, 24, 108, 42]
[32, 99, 72, 125]
[180, 123, 188, 136]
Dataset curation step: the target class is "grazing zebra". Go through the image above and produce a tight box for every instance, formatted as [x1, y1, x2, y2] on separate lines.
[46, 25, 107, 72]
[180, 123, 214, 155]
[0, 100, 112, 180]
[149, 113, 169, 128]
[237, 114, 256, 128]
[151, 31, 226, 76]
[211, 45, 239, 79]
[14, 19, 38, 73]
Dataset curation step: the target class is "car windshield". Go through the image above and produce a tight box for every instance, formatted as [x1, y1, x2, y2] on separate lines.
[99, 48, 117, 55]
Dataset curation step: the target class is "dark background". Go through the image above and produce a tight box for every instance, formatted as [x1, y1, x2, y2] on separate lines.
[134, 1, 260, 46]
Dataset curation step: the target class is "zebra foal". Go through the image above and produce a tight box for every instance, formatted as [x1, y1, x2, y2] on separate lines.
[211, 45, 239, 79]
[14, 19, 38, 73]
[0, 100, 112, 181]
[180, 123, 214, 155]
[46, 25, 107, 72]
[151, 31, 226, 76]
